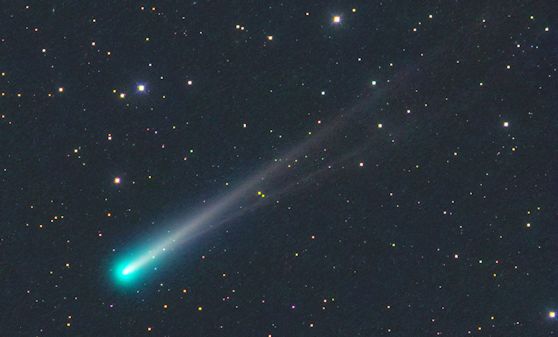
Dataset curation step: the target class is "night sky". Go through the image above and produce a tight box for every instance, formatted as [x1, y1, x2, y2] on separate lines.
[1, 1, 557, 336]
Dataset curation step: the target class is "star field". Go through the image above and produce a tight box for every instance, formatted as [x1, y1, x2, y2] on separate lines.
[0, 1, 557, 336]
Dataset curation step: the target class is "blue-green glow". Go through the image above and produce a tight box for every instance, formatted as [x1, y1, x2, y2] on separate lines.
[113, 257, 146, 286]
[122, 266, 134, 275]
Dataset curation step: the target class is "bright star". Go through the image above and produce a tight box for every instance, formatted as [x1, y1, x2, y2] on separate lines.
[137, 84, 145, 92]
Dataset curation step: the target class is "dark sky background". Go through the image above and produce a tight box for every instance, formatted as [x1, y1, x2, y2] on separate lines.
[1, 1, 557, 336]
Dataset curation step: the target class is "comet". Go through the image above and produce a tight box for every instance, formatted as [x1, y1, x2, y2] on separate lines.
[112, 84, 392, 285]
